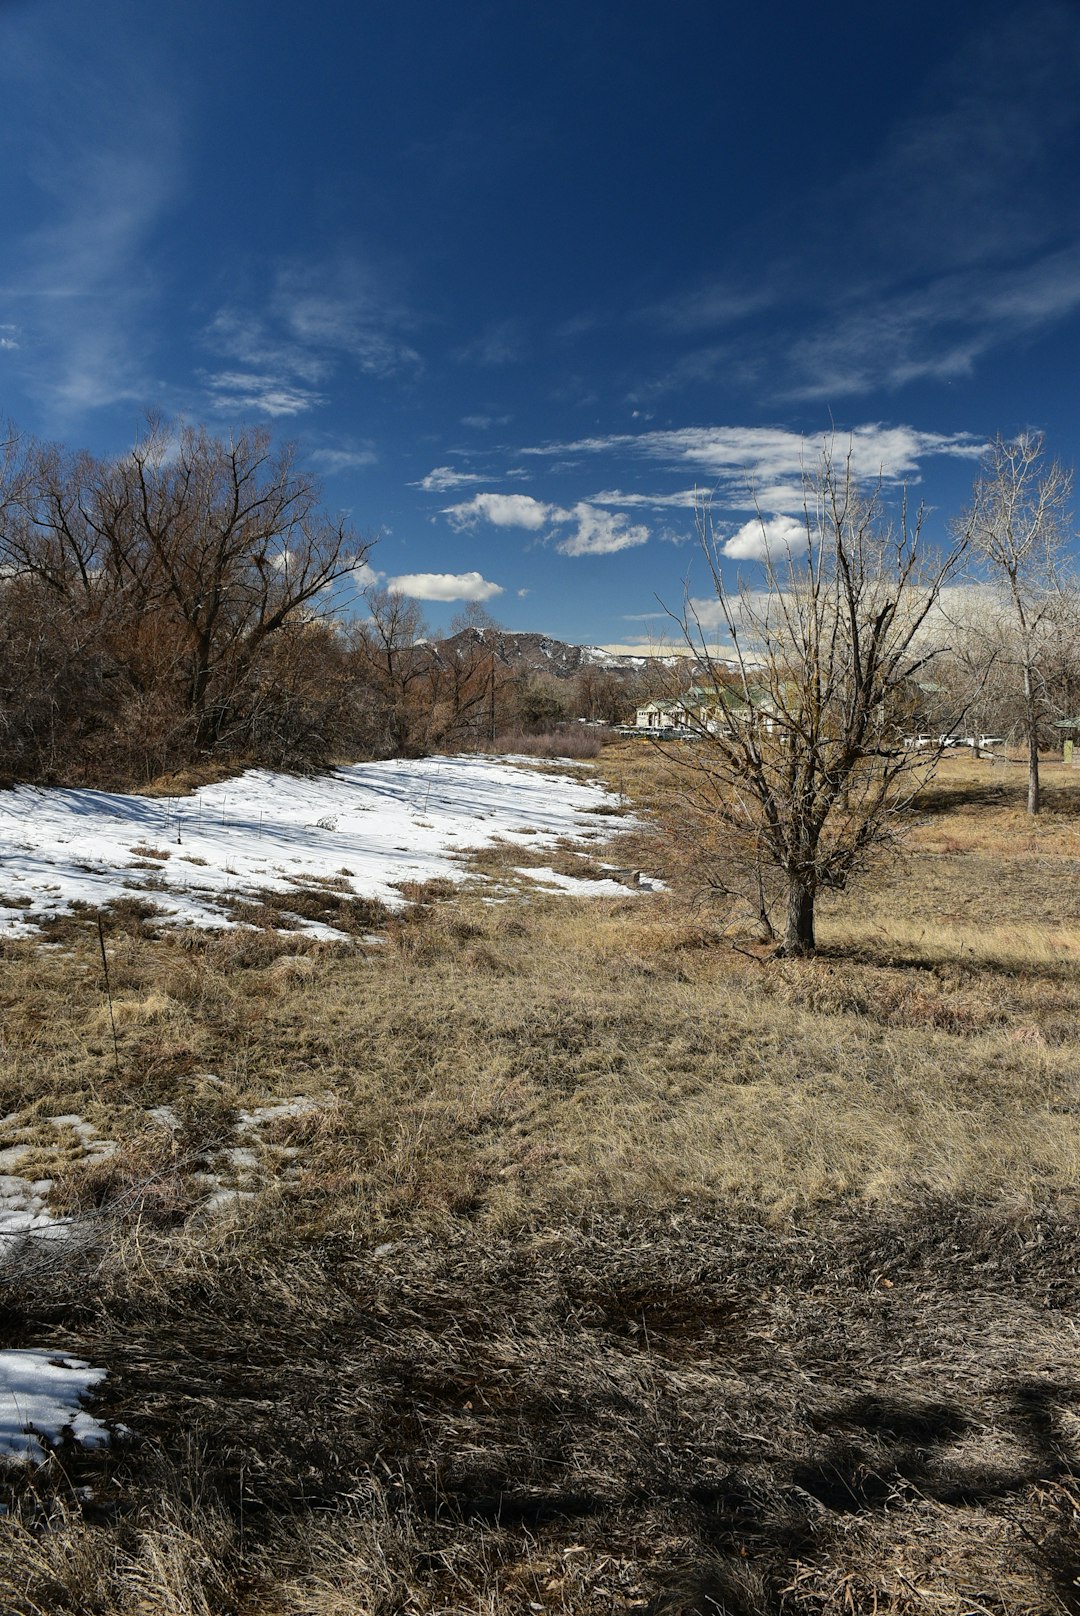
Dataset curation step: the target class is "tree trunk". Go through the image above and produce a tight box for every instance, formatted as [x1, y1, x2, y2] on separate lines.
[1023, 662, 1040, 816]
[781, 877, 816, 956]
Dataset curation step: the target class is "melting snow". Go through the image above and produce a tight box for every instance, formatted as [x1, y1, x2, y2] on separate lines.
[515, 866, 634, 896]
[0, 1350, 110, 1462]
[0, 1175, 63, 1248]
[0, 756, 634, 939]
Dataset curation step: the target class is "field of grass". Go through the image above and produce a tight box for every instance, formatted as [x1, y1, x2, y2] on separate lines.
[1, 746, 1078, 1614]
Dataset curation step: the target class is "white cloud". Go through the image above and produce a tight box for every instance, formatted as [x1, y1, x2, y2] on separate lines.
[444, 492, 557, 530]
[443, 490, 652, 555]
[417, 465, 486, 493]
[555, 504, 650, 557]
[684, 597, 738, 632]
[722, 514, 808, 560]
[387, 571, 503, 602]
[351, 561, 385, 588]
[589, 487, 703, 510]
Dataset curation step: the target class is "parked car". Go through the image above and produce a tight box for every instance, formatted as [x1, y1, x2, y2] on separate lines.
[903, 734, 934, 749]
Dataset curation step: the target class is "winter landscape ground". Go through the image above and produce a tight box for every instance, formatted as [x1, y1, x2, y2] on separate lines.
[0, 744, 1078, 1615]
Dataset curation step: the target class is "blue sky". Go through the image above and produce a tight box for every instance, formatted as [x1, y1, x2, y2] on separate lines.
[2, 0, 1079, 648]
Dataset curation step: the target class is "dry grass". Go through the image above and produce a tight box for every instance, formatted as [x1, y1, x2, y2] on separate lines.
[1, 746, 1078, 1612]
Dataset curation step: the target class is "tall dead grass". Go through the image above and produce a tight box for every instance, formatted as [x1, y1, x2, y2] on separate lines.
[1, 746, 1078, 1612]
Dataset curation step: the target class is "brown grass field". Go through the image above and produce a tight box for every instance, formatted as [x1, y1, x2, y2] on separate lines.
[1, 746, 1078, 1614]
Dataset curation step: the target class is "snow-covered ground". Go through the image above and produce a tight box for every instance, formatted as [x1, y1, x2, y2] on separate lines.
[0, 1350, 111, 1463]
[0, 756, 636, 941]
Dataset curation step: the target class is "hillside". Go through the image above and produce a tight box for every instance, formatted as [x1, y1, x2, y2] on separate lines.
[437, 625, 680, 680]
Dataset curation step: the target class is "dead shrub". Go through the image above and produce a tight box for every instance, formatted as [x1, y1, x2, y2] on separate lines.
[49, 1128, 190, 1223]
[494, 726, 607, 758]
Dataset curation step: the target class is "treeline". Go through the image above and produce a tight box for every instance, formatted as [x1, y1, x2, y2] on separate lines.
[0, 420, 641, 789]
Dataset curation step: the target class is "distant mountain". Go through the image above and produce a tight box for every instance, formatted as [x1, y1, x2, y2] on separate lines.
[437, 626, 680, 680]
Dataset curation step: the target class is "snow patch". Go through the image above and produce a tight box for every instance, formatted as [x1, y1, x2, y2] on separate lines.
[514, 866, 634, 896]
[0, 1351, 110, 1463]
[0, 757, 635, 937]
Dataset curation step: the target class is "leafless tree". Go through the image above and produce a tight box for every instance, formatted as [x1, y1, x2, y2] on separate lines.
[0, 416, 373, 782]
[664, 445, 967, 956]
[351, 587, 434, 757]
[955, 433, 1074, 815]
[0, 418, 374, 782]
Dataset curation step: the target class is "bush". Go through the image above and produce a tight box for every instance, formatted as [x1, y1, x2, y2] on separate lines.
[493, 726, 606, 759]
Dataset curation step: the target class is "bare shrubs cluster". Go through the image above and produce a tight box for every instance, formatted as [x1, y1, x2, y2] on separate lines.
[0, 417, 371, 787]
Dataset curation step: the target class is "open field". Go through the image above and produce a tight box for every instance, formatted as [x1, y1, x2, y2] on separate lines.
[1, 747, 1078, 1614]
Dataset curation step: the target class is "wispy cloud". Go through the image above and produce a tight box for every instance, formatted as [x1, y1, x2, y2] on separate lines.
[388, 570, 503, 602]
[454, 319, 527, 367]
[202, 257, 421, 417]
[415, 465, 488, 493]
[786, 243, 1080, 400]
[204, 371, 324, 417]
[0, 17, 183, 420]
[635, 4, 1080, 402]
[643, 281, 773, 335]
[518, 423, 983, 511]
[309, 441, 378, 474]
[589, 487, 702, 510]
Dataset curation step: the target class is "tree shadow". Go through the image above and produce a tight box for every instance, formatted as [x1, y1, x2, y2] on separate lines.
[641, 1383, 1080, 1614]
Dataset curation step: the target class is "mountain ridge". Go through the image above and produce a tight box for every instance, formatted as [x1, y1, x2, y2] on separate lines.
[437, 626, 680, 680]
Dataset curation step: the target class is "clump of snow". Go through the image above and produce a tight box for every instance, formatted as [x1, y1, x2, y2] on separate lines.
[0, 1175, 63, 1249]
[237, 1096, 323, 1130]
[0, 756, 636, 940]
[0, 1350, 110, 1463]
[514, 866, 635, 896]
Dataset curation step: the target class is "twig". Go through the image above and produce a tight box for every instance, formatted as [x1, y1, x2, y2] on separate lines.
[96, 914, 121, 1080]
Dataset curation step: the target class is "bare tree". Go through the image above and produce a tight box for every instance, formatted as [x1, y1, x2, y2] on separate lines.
[665, 446, 967, 956]
[0, 416, 373, 775]
[0, 418, 374, 781]
[955, 433, 1074, 815]
[351, 587, 433, 757]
